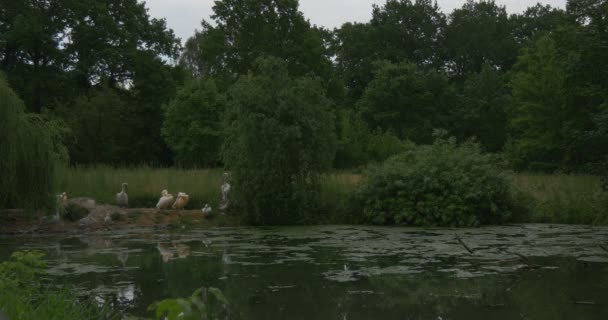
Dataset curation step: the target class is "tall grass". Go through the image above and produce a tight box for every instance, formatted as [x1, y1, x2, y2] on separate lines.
[56, 167, 608, 225]
[510, 173, 608, 225]
[56, 166, 224, 209]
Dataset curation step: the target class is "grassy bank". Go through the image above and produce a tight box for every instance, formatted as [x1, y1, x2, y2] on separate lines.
[55, 166, 608, 225]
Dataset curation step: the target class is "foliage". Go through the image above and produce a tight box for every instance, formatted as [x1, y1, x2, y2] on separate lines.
[222, 57, 336, 224]
[181, 0, 330, 80]
[334, 110, 409, 168]
[507, 35, 571, 171]
[453, 63, 511, 152]
[162, 79, 226, 167]
[443, 0, 518, 78]
[333, 0, 446, 103]
[0, 251, 115, 320]
[356, 133, 516, 226]
[357, 61, 455, 143]
[0, 0, 180, 113]
[148, 287, 229, 320]
[0, 78, 58, 210]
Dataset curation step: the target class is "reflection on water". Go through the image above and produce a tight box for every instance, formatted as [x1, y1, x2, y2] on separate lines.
[1, 224, 608, 319]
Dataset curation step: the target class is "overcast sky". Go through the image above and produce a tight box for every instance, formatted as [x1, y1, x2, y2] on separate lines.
[144, 0, 567, 43]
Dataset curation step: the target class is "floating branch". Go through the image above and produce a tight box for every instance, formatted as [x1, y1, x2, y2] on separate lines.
[455, 234, 474, 254]
[599, 244, 608, 253]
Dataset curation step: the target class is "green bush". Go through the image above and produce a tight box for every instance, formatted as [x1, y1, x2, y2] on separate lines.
[356, 133, 517, 226]
[222, 57, 336, 224]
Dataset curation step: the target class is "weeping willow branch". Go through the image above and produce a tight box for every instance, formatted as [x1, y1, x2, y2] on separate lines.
[0, 78, 58, 211]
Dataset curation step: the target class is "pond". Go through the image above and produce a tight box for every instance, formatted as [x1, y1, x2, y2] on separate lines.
[1, 224, 608, 319]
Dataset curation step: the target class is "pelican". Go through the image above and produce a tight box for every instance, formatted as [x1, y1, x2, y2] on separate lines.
[55, 192, 67, 218]
[116, 183, 128, 207]
[156, 190, 174, 210]
[104, 214, 112, 224]
[202, 204, 212, 216]
[172, 192, 189, 210]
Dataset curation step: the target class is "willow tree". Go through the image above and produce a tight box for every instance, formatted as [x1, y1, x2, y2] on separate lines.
[0, 78, 56, 210]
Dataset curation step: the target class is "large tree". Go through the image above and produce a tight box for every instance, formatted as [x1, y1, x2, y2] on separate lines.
[443, 0, 518, 78]
[222, 57, 336, 224]
[334, 0, 446, 104]
[181, 0, 330, 81]
[0, 0, 184, 165]
[357, 61, 455, 144]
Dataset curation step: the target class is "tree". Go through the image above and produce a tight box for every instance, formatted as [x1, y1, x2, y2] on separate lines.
[357, 61, 455, 143]
[54, 86, 131, 164]
[181, 0, 330, 81]
[162, 79, 226, 167]
[507, 36, 568, 170]
[443, 0, 518, 78]
[334, 0, 446, 103]
[0, 78, 58, 209]
[454, 63, 511, 152]
[222, 57, 336, 224]
[510, 4, 566, 44]
[0, 0, 181, 112]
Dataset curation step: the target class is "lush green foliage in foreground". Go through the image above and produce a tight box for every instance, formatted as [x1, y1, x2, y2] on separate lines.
[0, 251, 114, 320]
[222, 57, 336, 225]
[148, 287, 229, 320]
[356, 135, 518, 226]
[0, 79, 60, 210]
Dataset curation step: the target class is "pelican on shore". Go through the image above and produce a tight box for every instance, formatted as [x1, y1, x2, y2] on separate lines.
[202, 204, 212, 216]
[156, 190, 174, 210]
[172, 192, 189, 210]
[116, 183, 128, 207]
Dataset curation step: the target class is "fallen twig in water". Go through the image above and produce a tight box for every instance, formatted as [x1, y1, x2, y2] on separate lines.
[573, 301, 596, 306]
[455, 234, 474, 254]
[599, 244, 608, 253]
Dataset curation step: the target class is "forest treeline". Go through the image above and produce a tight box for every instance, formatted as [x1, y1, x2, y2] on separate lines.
[1, 0, 607, 173]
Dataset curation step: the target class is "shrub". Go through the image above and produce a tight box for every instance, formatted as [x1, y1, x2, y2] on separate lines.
[356, 133, 516, 226]
[222, 57, 336, 224]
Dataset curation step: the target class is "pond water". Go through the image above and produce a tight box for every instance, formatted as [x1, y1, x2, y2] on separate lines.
[1, 224, 608, 319]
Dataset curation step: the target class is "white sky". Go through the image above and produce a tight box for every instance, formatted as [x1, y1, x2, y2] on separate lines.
[144, 0, 567, 43]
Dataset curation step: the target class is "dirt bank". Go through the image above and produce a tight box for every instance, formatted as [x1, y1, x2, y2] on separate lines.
[0, 205, 239, 234]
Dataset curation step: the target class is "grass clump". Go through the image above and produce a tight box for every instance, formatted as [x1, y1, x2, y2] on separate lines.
[355, 134, 518, 226]
[0, 251, 116, 319]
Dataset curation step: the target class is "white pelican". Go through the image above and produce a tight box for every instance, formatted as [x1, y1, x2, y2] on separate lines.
[156, 190, 174, 209]
[116, 183, 128, 207]
[202, 204, 212, 216]
[172, 192, 189, 210]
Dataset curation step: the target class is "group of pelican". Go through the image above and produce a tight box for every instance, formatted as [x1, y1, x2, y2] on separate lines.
[56, 182, 213, 215]
[155, 190, 190, 210]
